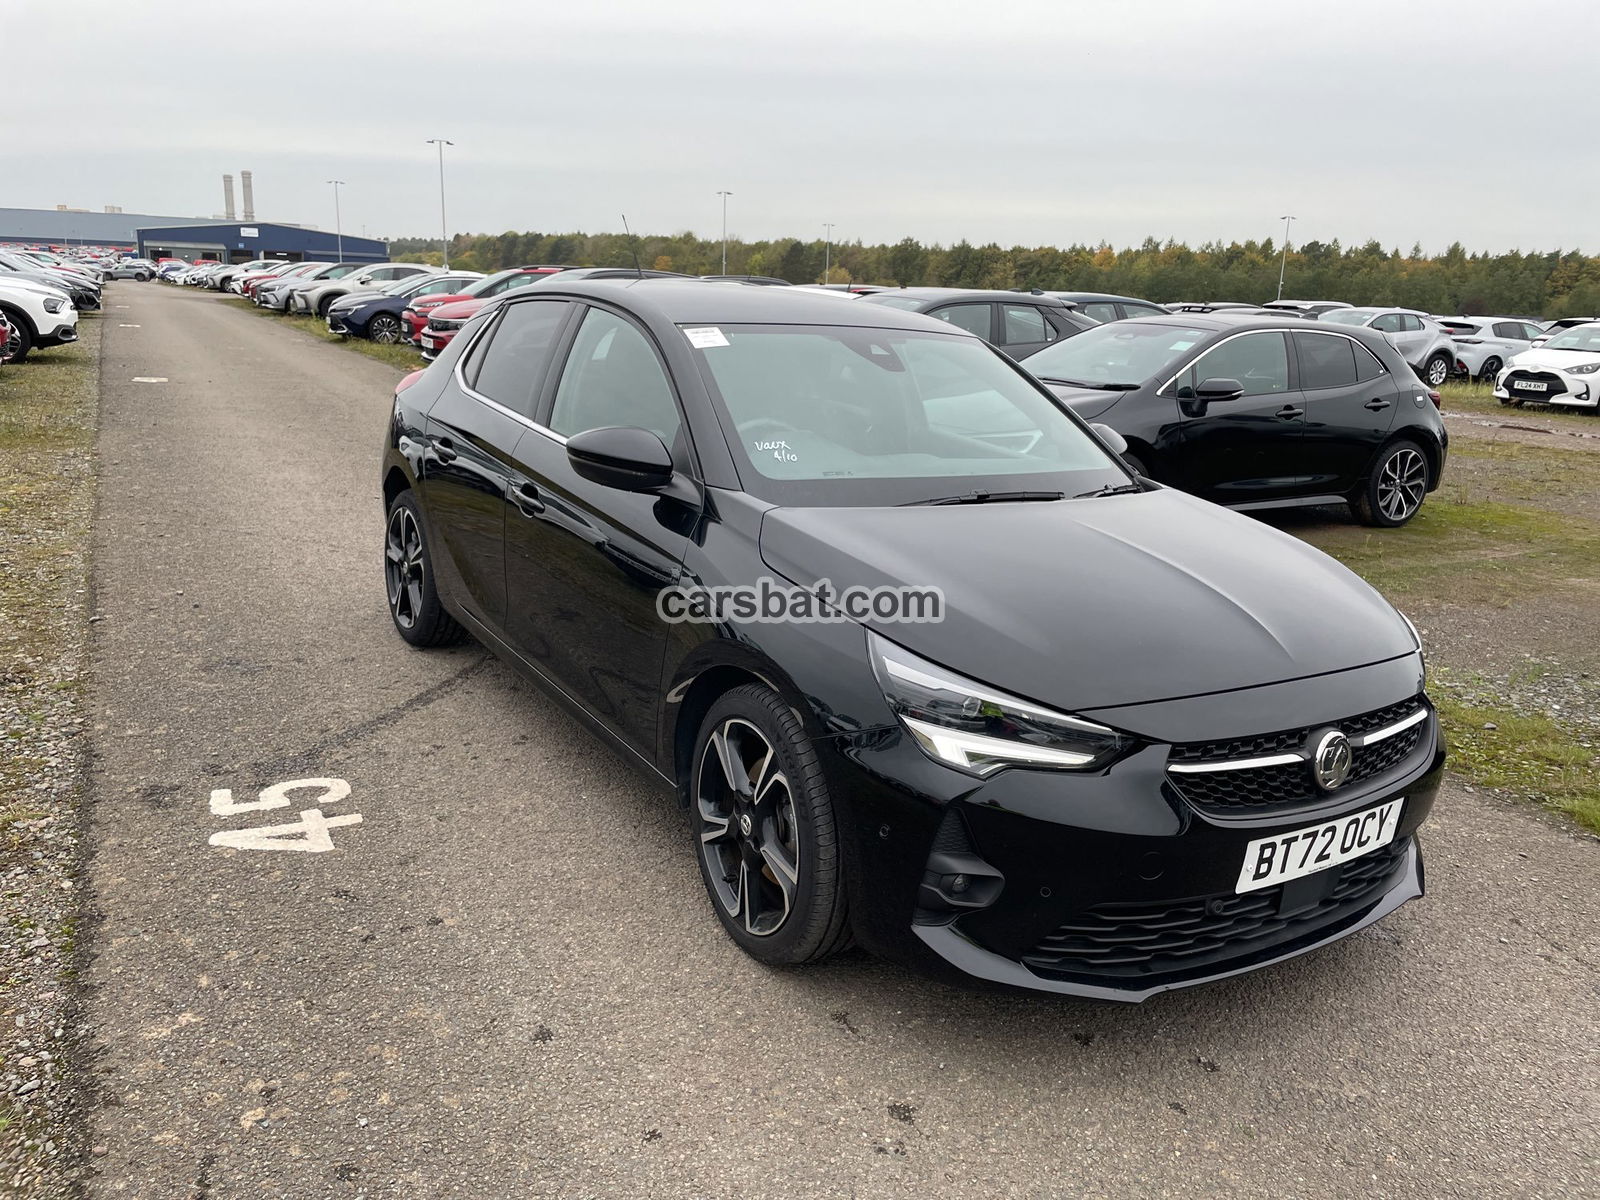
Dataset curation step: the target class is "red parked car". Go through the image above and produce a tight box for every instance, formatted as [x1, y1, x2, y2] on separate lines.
[403, 265, 574, 348]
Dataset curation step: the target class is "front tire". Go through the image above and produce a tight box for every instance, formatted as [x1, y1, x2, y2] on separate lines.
[1354, 439, 1429, 527]
[1423, 353, 1450, 388]
[1, 310, 34, 362]
[691, 685, 850, 966]
[384, 491, 467, 647]
[369, 313, 403, 344]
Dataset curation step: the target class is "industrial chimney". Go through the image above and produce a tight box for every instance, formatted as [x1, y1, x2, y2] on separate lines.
[240, 170, 255, 222]
[222, 174, 236, 221]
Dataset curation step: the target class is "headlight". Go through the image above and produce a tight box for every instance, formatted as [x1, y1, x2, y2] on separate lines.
[1564, 362, 1600, 375]
[869, 633, 1131, 776]
[42, 297, 66, 313]
[432, 318, 465, 330]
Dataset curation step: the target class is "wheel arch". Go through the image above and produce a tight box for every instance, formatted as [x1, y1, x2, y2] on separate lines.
[0, 303, 38, 337]
[382, 465, 411, 512]
[1367, 428, 1442, 494]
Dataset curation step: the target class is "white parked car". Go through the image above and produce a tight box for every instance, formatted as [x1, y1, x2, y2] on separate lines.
[1529, 316, 1598, 349]
[1436, 316, 1543, 380]
[1494, 321, 1600, 409]
[0, 277, 80, 362]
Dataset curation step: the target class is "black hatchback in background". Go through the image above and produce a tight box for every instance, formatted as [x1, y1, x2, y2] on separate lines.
[859, 287, 1096, 360]
[380, 281, 1442, 1001]
[1022, 313, 1448, 526]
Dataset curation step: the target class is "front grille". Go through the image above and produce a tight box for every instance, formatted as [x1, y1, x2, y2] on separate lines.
[1504, 370, 1567, 396]
[1168, 698, 1427, 814]
[1024, 839, 1408, 979]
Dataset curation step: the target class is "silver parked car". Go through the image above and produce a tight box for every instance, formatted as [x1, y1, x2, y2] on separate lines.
[1319, 307, 1457, 386]
[1435, 317, 1543, 380]
[293, 263, 438, 318]
[255, 262, 359, 311]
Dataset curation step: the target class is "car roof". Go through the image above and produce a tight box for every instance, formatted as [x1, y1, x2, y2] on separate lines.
[510, 277, 976, 332]
[1047, 291, 1160, 305]
[859, 286, 1073, 307]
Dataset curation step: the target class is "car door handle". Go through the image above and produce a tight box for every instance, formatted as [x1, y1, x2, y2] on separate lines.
[1364, 398, 1392, 411]
[512, 482, 545, 516]
[432, 436, 458, 464]
[1276, 406, 1304, 419]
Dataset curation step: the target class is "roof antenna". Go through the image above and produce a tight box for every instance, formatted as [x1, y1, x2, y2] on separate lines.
[621, 214, 643, 278]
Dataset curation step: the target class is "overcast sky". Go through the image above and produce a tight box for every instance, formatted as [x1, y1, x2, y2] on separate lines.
[8, 0, 1598, 253]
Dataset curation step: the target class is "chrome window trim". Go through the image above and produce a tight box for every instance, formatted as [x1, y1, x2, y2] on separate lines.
[1158, 328, 1291, 396]
[1349, 706, 1428, 748]
[1167, 752, 1304, 774]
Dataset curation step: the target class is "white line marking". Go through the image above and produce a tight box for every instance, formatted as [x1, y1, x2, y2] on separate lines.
[131, 377, 167, 383]
[118, 323, 141, 328]
[209, 808, 363, 853]
[210, 777, 350, 816]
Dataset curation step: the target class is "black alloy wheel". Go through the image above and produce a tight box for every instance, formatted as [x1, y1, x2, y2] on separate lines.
[1355, 439, 1428, 527]
[383, 492, 466, 647]
[1479, 356, 1502, 381]
[369, 313, 404, 344]
[692, 685, 849, 965]
[1424, 353, 1450, 388]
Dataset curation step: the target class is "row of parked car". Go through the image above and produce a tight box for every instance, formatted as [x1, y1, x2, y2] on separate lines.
[0, 246, 104, 362]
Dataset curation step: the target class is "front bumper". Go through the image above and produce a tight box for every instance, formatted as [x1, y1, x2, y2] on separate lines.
[1495, 367, 1597, 408]
[821, 669, 1442, 1001]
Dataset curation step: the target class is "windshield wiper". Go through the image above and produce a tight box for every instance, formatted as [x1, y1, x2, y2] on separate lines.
[899, 489, 1066, 507]
[1072, 483, 1145, 499]
[1041, 378, 1141, 391]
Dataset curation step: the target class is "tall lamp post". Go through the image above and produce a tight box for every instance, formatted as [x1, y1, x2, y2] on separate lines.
[1276, 214, 1295, 300]
[427, 138, 454, 269]
[716, 190, 733, 274]
[326, 180, 345, 262]
[822, 222, 835, 284]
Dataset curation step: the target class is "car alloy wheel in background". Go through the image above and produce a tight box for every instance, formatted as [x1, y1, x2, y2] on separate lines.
[369, 314, 404, 344]
[1480, 357, 1502, 380]
[1424, 354, 1450, 387]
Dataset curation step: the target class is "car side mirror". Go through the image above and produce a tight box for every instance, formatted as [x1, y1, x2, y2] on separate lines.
[1195, 377, 1244, 401]
[1089, 423, 1128, 455]
[567, 426, 675, 493]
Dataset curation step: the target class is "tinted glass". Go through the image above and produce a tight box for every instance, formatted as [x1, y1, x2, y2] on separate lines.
[931, 304, 992, 337]
[688, 324, 1124, 505]
[1294, 332, 1359, 389]
[1081, 302, 1119, 322]
[1184, 333, 1290, 397]
[549, 308, 681, 443]
[1492, 322, 1527, 340]
[1353, 340, 1387, 382]
[463, 299, 570, 417]
[1369, 313, 1405, 333]
[1003, 304, 1056, 344]
[1025, 321, 1212, 387]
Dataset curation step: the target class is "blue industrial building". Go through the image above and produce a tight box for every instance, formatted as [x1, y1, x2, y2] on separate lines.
[136, 221, 388, 265]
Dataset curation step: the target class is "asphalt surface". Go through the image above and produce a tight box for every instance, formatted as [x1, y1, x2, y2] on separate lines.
[83, 283, 1598, 1199]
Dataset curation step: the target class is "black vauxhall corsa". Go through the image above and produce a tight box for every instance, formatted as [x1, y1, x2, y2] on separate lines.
[380, 280, 1443, 1001]
[1022, 313, 1449, 527]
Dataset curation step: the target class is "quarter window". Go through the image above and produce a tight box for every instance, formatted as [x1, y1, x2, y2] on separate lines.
[461, 299, 570, 417]
[549, 308, 681, 444]
[930, 304, 992, 338]
[1294, 332, 1358, 389]
[1181, 333, 1290, 397]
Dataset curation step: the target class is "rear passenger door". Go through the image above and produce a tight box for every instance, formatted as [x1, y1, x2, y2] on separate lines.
[925, 302, 995, 343]
[996, 302, 1067, 360]
[1293, 331, 1400, 495]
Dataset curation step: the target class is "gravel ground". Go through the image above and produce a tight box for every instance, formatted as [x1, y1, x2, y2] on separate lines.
[0, 318, 100, 1196]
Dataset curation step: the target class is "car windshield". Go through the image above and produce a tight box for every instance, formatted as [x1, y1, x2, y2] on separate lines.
[687, 324, 1128, 506]
[1320, 309, 1376, 326]
[1020, 320, 1213, 387]
[1544, 327, 1600, 352]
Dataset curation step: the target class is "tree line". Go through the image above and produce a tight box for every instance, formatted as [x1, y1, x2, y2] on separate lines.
[386, 230, 1600, 318]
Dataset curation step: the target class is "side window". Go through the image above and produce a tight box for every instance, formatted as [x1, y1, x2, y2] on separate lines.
[413, 277, 460, 297]
[1001, 304, 1054, 344]
[548, 308, 682, 445]
[1370, 313, 1404, 334]
[1400, 315, 1424, 333]
[1121, 304, 1166, 319]
[1492, 321, 1524, 340]
[1293, 333, 1358, 389]
[482, 274, 521, 297]
[1520, 322, 1544, 340]
[1183, 333, 1290, 397]
[461, 299, 570, 418]
[930, 304, 992, 339]
[1082, 302, 1120, 323]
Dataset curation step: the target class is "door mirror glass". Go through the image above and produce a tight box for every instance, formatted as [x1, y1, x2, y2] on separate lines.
[566, 426, 675, 492]
[1195, 377, 1245, 401]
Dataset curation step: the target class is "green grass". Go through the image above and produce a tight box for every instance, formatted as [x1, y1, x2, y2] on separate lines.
[221, 295, 421, 372]
[1439, 378, 1600, 426]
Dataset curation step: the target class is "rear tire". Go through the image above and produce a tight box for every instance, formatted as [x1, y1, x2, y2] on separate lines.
[1478, 356, 1502, 382]
[1354, 439, 1429, 527]
[1423, 353, 1450, 388]
[384, 491, 467, 648]
[690, 684, 851, 967]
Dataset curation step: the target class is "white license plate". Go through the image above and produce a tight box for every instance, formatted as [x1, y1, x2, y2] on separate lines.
[1235, 799, 1403, 894]
[1515, 380, 1548, 392]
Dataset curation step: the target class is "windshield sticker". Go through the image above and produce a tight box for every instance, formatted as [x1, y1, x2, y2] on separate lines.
[684, 326, 730, 349]
[1169, 340, 1196, 351]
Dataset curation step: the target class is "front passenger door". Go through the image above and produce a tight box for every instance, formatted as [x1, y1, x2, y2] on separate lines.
[1294, 331, 1399, 494]
[1172, 331, 1306, 503]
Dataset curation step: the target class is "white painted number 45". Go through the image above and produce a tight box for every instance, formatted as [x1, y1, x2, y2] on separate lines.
[208, 777, 363, 853]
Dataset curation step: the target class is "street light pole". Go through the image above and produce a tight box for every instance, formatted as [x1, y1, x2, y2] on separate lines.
[326, 180, 345, 262]
[822, 222, 834, 284]
[716, 190, 732, 274]
[1276, 214, 1295, 300]
[427, 139, 454, 269]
